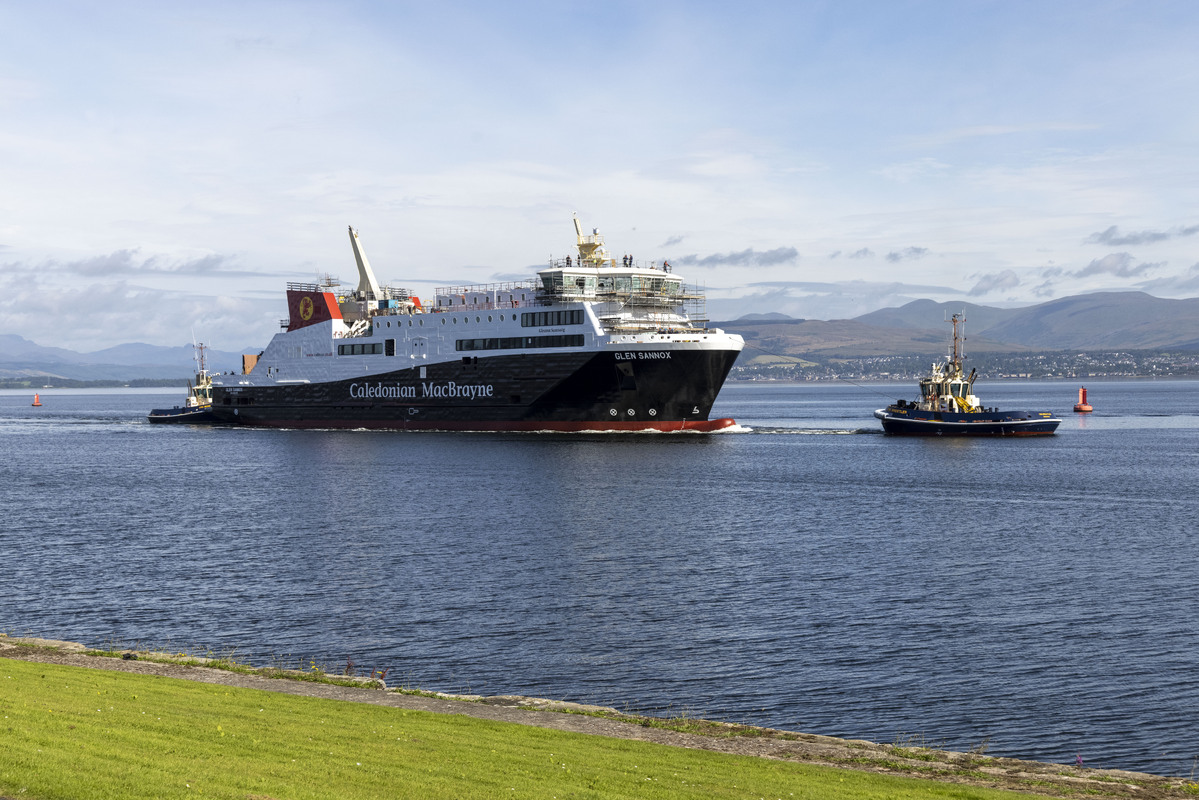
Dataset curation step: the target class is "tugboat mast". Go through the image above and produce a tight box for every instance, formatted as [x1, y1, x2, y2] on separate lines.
[950, 313, 964, 367]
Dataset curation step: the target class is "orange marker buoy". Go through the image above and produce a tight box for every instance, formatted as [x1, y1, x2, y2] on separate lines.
[32, 393, 42, 407]
[1073, 386, 1093, 413]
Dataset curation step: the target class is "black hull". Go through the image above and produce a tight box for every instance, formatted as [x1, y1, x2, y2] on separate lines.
[147, 406, 221, 424]
[210, 349, 741, 431]
[874, 407, 1060, 436]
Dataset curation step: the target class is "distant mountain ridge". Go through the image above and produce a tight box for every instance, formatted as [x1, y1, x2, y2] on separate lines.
[853, 299, 1013, 333]
[851, 291, 1199, 350]
[716, 290, 1199, 360]
[0, 335, 255, 381]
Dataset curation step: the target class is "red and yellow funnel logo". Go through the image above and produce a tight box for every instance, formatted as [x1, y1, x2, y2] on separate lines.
[286, 289, 342, 331]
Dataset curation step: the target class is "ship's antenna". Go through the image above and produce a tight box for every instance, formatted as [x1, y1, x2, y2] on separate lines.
[950, 312, 966, 368]
[191, 328, 203, 374]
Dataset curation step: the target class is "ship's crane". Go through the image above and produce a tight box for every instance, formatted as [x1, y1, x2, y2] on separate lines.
[572, 214, 609, 265]
[348, 225, 382, 301]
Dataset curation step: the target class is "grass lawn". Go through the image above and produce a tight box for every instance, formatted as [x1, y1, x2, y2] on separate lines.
[0, 657, 1038, 799]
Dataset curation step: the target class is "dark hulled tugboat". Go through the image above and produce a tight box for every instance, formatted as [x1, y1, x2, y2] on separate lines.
[873, 314, 1060, 436]
[147, 342, 218, 424]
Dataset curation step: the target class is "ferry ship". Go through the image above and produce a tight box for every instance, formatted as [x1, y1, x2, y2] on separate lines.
[209, 219, 744, 431]
[873, 314, 1060, 436]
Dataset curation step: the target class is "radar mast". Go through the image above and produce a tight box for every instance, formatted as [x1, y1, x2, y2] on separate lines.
[572, 214, 609, 266]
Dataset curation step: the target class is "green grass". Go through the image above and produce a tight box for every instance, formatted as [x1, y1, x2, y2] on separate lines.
[0, 657, 1042, 799]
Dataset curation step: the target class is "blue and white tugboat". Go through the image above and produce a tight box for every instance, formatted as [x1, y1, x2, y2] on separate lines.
[873, 314, 1060, 436]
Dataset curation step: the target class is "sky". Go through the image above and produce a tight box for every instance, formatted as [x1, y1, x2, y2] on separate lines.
[2, 1, 1199, 351]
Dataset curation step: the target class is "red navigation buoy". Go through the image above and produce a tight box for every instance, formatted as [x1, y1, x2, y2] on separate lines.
[32, 393, 42, 407]
[1073, 386, 1093, 413]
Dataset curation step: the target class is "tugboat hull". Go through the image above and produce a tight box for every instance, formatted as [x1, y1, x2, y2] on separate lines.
[147, 406, 220, 424]
[874, 408, 1060, 436]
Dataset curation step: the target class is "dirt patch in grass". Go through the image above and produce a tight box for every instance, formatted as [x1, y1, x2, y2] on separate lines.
[3, 635, 1196, 800]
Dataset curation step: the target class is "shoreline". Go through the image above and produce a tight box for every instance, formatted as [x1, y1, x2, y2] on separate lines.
[3, 635, 1195, 799]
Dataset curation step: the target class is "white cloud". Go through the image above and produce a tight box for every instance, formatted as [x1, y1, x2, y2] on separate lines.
[886, 247, 929, 263]
[968, 270, 1021, 295]
[0, 279, 274, 352]
[1073, 252, 1156, 279]
[708, 279, 963, 321]
[1138, 263, 1199, 295]
[1085, 224, 1199, 246]
[905, 123, 1099, 150]
[877, 158, 952, 183]
[674, 247, 799, 268]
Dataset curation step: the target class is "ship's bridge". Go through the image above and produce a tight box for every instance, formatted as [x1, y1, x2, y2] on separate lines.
[431, 215, 710, 332]
[537, 264, 708, 333]
[536, 265, 689, 304]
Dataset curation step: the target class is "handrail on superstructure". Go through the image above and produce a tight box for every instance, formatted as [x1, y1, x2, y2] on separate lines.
[545, 256, 673, 272]
[429, 300, 536, 313]
[434, 279, 539, 296]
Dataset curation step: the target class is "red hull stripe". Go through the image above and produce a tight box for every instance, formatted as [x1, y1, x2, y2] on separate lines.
[243, 417, 739, 433]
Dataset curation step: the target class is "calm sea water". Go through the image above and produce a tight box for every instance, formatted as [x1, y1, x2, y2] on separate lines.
[2, 381, 1197, 775]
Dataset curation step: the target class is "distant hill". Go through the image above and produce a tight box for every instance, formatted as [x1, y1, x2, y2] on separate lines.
[734, 312, 799, 322]
[717, 290, 1199, 361]
[849, 292, 1199, 351]
[0, 335, 256, 381]
[0, 334, 90, 365]
[853, 299, 1014, 333]
[713, 318, 1026, 362]
[972, 292, 1199, 350]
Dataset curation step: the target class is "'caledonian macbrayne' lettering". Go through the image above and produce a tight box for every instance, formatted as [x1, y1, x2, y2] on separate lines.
[349, 381, 495, 400]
